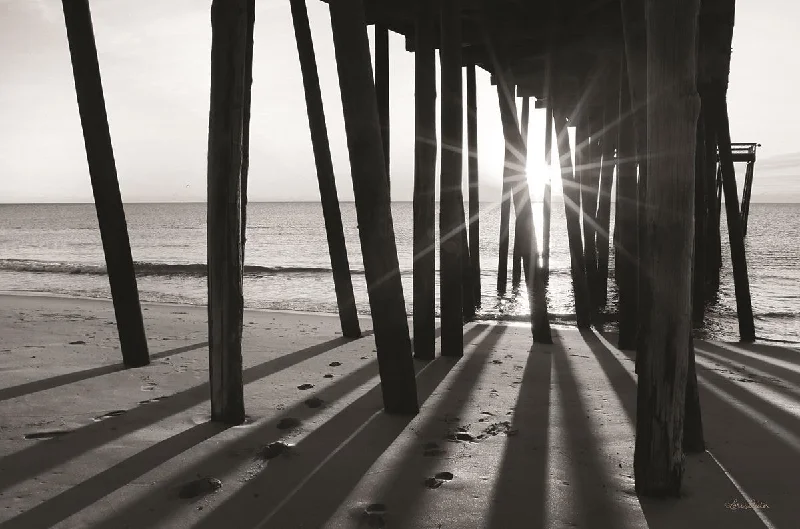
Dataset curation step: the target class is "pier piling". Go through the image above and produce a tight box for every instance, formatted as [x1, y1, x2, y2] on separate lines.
[60, 0, 150, 369]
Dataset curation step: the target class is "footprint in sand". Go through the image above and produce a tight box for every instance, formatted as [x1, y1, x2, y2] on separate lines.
[141, 382, 157, 391]
[424, 472, 454, 489]
[178, 477, 222, 499]
[304, 397, 324, 409]
[93, 410, 127, 421]
[329, 361, 342, 367]
[258, 441, 293, 460]
[276, 417, 301, 430]
[323, 374, 334, 379]
[423, 442, 446, 457]
[69, 340, 86, 345]
[297, 383, 314, 390]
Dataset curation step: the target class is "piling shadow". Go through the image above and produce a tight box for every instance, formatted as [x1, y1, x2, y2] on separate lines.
[579, 330, 637, 423]
[586, 330, 799, 528]
[695, 341, 800, 392]
[551, 336, 633, 527]
[486, 342, 552, 529]
[0, 334, 366, 494]
[90, 325, 485, 529]
[0, 341, 209, 402]
[366, 324, 506, 527]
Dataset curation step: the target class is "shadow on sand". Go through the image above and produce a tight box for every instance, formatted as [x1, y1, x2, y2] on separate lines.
[0, 341, 209, 402]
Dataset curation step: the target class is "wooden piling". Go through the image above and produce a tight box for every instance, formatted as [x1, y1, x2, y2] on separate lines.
[553, 105, 592, 328]
[497, 122, 513, 295]
[633, 0, 700, 496]
[621, 0, 650, 370]
[615, 69, 639, 350]
[412, 0, 438, 360]
[290, 0, 361, 339]
[579, 114, 600, 309]
[206, 0, 249, 424]
[708, 92, 756, 342]
[543, 102, 553, 278]
[692, 107, 708, 325]
[60, 0, 150, 369]
[375, 24, 391, 185]
[596, 70, 619, 309]
[497, 84, 552, 343]
[467, 62, 481, 306]
[439, 0, 464, 356]
[329, 0, 418, 413]
[512, 97, 531, 286]
[240, 1, 254, 255]
[460, 199, 476, 322]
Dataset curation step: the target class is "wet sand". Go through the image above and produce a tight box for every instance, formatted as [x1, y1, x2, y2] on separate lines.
[0, 294, 794, 528]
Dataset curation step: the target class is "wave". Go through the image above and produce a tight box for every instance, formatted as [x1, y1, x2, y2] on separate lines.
[0, 259, 378, 277]
[755, 311, 800, 320]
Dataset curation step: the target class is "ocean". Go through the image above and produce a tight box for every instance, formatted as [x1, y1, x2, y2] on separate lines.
[0, 202, 797, 345]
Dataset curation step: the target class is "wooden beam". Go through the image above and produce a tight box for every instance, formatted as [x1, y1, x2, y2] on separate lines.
[553, 106, 592, 329]
[375, 24, 391, 186]
[497, 84, 552, 343]
[60, 0, 150, 369]
[620, 0, 650, 370]
[634, 0, 700, 496]
[439, 0, 465, 356]
[206, 0, 250, 424]
[615, 66, 639, 350]
[708, 93, 756, 342]
[329, 0, 418, 413]
[467, 62, 482, 307]
[596, 72, 619, 309]
[291, 0, 362, 339]
[511, 96, 531, 287]
[692, 106, 708, 325]
[580, 111, 601, 309]
[412, 0, 437, 360]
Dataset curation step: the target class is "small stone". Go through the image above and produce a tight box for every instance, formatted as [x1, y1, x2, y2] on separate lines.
[323, 374, 334, 379]
[178, 477, 222, 499]
[329, 361, 342, 367]
[492, 359, 503, 364]
[297, 383, 314, 390]
[69, 340, 85, 345]
[434, 471, 454, 481]
[277, 417, 301, 430]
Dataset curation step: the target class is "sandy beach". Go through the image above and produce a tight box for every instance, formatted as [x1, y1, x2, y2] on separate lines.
[0, 293, 796, 528]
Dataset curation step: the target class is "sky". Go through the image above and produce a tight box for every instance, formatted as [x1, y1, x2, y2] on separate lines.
[1, 0, 798, 203]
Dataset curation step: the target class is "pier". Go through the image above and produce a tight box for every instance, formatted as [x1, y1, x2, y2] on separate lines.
[1, 0, 794, 527]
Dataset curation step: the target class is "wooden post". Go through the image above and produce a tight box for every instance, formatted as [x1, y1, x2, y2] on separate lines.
[512, 97, 531, 286]
[634, 0, 700, 496]
[692, 107, 708, 325]
[702, 102, 722, 295]
[616, 67, 639, 350]
[543, 102, 553, 278]
[439, 0, 464, 356]
[741, 158, 755, 235]
[412, 0, 438, 360]
[60, 0, 150, 368]
[579, 112, 600, 309]
[329, 0, 418, 413]
[467, 62, 481, 307]
[206, 0, 249, 424]
[290, 0, 361, 338]
[497, 84, 552, 343]
[621, 0, 650, 370]
[709, 93, 756, 342]
[240, 1, 254, 255]
[460, 199, 476, 321]
[596, 68, 619, 309]
[375, 24, 391, 186]
[497, 111, 513, 295]
[553, 105, 592, 329]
